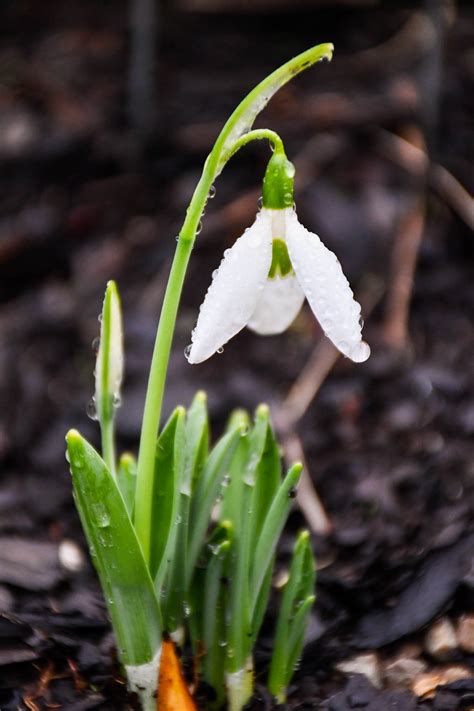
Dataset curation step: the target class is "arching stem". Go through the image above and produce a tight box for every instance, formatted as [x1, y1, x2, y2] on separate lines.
[134, 43, 334, 561]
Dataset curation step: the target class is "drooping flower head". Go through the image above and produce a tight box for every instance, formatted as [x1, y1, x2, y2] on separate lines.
[186, 150, 370, 365]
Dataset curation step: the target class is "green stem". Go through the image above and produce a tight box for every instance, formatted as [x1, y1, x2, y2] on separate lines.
[134, 235, 196, 560]
[226, 128, 284, 159]
[134, 42, 334, 560]
[101, 417, 116, 478]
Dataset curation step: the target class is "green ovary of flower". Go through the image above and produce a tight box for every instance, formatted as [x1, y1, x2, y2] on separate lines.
[268, 238, 294, 279]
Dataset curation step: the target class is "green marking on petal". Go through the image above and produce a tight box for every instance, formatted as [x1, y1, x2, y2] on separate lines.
[269, 239, 294, 279]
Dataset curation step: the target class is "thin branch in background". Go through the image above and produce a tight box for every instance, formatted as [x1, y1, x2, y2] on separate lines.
[382, 123, 427, 351]
[376, 129, 473, 230]
[382, 193, 426, 350]
[129, 0, 158, 140]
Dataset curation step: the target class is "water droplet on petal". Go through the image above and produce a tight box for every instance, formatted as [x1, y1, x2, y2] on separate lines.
[350, 341, 371, 363]
[217, 346, 224, 354]
[184, 345, 192, 361]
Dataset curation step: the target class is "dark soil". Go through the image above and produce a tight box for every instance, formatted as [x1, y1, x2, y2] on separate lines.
[0, 2, 473, 709]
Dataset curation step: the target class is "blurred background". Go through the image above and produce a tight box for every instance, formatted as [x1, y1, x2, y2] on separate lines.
[0, 0, 473, 708]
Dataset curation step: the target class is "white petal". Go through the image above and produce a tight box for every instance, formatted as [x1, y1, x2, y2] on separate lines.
[187, 210, 273, 364]
[285, 210, 370, 362]
[247, 274, 305, 335]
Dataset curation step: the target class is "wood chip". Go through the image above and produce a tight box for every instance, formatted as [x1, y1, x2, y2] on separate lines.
[456, 614, 474, 654]
[336, 653, 382, 689]
[412, 665, 472, 698]
[424, 617, 458, 659]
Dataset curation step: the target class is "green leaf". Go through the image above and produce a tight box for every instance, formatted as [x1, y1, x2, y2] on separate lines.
[188, 522, 232, 651]
[161, 393, 209, 633]
[268, 531, 316, 702]
[249, 463, 302, 617]
[184, 390, 209, 496]
[287, 595, 315, 675]
[224, 406, 280, 674]
[243, 404, 270, 488]
[220, 409, 250, 526]
[150, 407, 185, 583]
[117, 452, 137, 518]
[202, 527, 233, 706]
[188, 423, 244, 577]
[66, 430, 161, 667]
[248, 417, 281, 550]
[250, 559, 274, 649]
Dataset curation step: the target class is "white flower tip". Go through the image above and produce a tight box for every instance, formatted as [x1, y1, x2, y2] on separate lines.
[184, 343, 206, 365]
[348, 340, 371, 363]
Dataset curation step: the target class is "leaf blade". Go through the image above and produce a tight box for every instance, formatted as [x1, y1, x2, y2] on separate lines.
[249, 462, 302, 617]
[188, 424, 244, 577]
[151, 407, 186, 584]
[66, 430, 161, 667]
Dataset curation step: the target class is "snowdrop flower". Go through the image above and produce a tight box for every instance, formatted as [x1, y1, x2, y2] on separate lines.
[186, 152, 370, 365]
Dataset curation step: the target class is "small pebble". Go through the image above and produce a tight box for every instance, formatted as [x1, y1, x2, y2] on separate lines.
[385, 657, 427, 688]
[456, 614, 474, 653]
[58, 539, 85, 573]
[336, 652, 382, 689]
[424, 617, 457, 660]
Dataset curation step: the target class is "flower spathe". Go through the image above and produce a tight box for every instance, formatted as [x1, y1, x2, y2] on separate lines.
[186, 206, 370, 365]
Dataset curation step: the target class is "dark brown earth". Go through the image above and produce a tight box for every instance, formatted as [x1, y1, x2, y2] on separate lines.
[0, 2, 473, 709]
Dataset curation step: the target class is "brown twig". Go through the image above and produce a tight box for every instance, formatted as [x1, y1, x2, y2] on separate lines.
[383, 196, 426, 349]
[381, 125, 428, 350]
[376, 128, 473, 231]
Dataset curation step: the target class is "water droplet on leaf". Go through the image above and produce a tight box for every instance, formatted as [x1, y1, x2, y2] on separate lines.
[92, 503, 110, 528]
[87, 398, 98, 421]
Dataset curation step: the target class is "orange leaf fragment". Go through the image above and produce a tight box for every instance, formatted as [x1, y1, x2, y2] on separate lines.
[158, 639, 197, 711]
